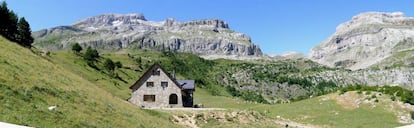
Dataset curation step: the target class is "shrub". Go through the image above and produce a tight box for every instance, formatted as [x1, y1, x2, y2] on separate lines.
[71, 43, 82, 54]
[83, 46, 99, 62]
[403, 92, 414, 105]
[240, 91, 269, 104]
[226, 86, 241, 97]
[114, 61, 122, 68]
[104, 58, 115, 71]
[206, 84, 221, 96]
[391, 96, 396, 101]
[339, 89, 346, 95]
[411, 111, 414, 120]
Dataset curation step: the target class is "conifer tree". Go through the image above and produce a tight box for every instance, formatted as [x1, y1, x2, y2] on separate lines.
[83, 46, 99, 62]
[71, 43, 83, 54]
[0, 1, 18, 42]
[0, 1, 33, 48]
[17, 17, 34, 48]
[104, 58, 115, 71]
[0, 1, 8, 36]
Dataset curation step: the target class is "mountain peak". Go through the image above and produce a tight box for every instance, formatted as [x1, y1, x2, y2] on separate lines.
[336, 12, 414, 34]
[182, 19, 229, 29]
[33, 13, 262, 58]
[310, 11, 414, 70]
[73, 13, 147, 27]
[352, 12, 404, 20]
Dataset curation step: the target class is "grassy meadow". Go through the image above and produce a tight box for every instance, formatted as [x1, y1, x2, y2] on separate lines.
[0, 36, 180, 128]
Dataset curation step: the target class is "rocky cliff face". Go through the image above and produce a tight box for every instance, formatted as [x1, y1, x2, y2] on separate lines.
[310, 12, 414, 70]
[33, 14, 262, 58]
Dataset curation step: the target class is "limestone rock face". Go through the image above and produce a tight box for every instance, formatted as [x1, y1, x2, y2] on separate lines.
[33, 13, 262, 58]
[310, 12, 414, 70]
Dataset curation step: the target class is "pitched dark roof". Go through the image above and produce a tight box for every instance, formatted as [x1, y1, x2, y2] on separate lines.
[129, 63, 182, 90]
[177, 80, 195, 90]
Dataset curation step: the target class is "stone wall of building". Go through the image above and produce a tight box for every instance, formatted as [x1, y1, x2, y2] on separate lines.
[129, 68, 183, 108]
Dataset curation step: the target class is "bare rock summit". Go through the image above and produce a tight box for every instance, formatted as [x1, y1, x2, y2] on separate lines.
[33, 13, 262, 58]
[310, 12, 414, 70]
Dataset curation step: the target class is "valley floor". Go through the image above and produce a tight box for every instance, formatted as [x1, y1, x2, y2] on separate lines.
[157, 88, 413, 128]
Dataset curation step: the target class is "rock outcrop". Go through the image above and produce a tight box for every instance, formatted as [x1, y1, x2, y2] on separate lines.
[32, 13, 262, 58]
[310, 12, 414, 70]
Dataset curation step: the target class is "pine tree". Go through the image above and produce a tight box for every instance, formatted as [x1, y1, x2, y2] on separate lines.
[104, 58, 115, 71]
[0, 1, 8, 36]
[83, 46, 99, 62]
[17, 17, 34, 48]
[0, 1, 33, 48]
[114, 61, 122, 69]
[71, 43, 83, 54]
[0, 1, 18, 42]
[7, 10, 18, 42]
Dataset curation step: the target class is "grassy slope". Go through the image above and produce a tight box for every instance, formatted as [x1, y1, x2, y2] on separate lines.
[0, 37, 180, 128]
[194, 88, 404, 128]
[47, 47, 406, 128]
[371, 49, 414, 69]
[1, 35, 408, 127]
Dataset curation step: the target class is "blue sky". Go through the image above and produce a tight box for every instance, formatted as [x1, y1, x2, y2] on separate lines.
[5, 0, 414, 55]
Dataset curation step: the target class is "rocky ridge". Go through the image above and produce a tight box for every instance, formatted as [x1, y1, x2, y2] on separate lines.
[310, 12, 414, 70]
[33, 14, 262, 58]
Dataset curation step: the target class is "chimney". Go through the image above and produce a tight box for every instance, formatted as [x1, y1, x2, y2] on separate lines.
[172, 70, 176, 80]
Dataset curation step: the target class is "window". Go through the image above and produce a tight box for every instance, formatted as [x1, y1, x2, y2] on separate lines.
[146, 82, 154, 87]
[143, 95, 155, 102]
[161, 82, 168, 88]
[152, 69, 160, 75]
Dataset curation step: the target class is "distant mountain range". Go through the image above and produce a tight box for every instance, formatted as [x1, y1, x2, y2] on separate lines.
[32, 14, 262, 59]
[33, 12, 414, 70]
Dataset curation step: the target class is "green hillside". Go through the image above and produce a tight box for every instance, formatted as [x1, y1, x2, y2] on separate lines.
[0, 36, 180, 128]
[0, 36, 411, 128]
[45, 45, 407, 128]
[194, 88, 405, 128]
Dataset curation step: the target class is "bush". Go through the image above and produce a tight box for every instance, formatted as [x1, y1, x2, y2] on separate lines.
[339, 89, 346, 95]
[403, 92, 414, 105]
[114, 61, 122, 68]
[71, 43, 82, 54]
[240, 91, 269, 104]
[225, 86, 268, 104]
[226, 86, 241, 97]
[104, 58, 115, 71]
[83, 46, 99, 62]
[206, 84, 221, 96]
[411, 111, 414, 120]
[391, 96, 396, 101]
[276, 76, 312, 87]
